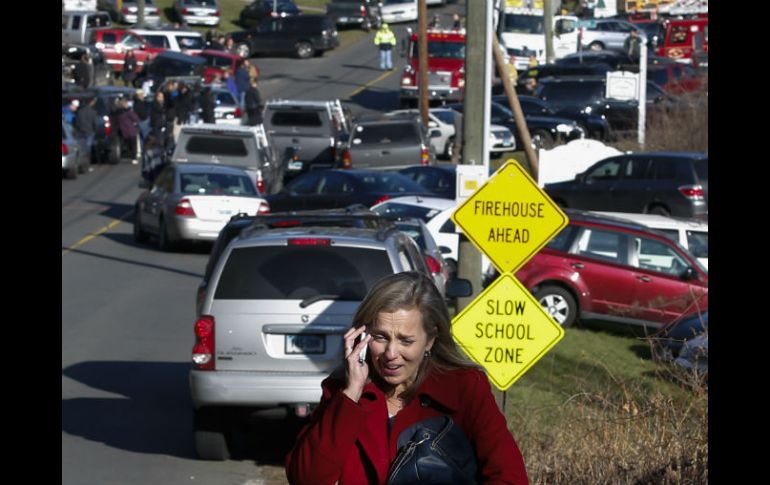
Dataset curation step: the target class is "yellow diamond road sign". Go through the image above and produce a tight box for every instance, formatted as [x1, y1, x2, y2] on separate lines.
[451, 161, 569, 274]
[452, 273, 565, 391]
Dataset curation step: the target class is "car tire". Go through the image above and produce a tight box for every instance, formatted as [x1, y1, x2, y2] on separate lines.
[588, 41, 605, 51]
[531, 129, 554, 150]
[295, 41, 314, 59]
[193, 408, 231, 461]
[158, 217, 175, 252]
[133, 208, 149, 244]
[647, 204, 671, 216]
[444, 136, 455, 159]
[236, 43, 250, 58]
[108, 136, 121, 165]
[534, 285, 577, 327]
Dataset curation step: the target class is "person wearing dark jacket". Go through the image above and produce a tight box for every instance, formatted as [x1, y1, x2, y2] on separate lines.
[199, 86, 216, 124]
[115, 98, 141, 163]
[149, 90, 166, 149]
[235, 60, 251, 107]
[244, 77, 263, 126]
[73, 54, 92, 89]
[285, 272, 529, 485]
[122, 49, 138, 87]
[175, 83, 194, 126]
[74, 97, 99, 165]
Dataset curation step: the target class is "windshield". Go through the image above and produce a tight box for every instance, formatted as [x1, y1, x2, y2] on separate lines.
[412, 41, 465, 59]
[501, 14, 544, 34]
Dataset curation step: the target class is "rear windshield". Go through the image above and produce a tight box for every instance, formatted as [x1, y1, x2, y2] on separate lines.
[355, 123, 419, 144]
[184, 136, 249, 157]
[214, 246, 393, 300]
[692, 159, 708, 181]
[371, 203, 441, 222]
[539, 81, 604, 104]
[177, 35, 205, 50]
[179, 172, 257, 196]
[270, 111, 323, 127]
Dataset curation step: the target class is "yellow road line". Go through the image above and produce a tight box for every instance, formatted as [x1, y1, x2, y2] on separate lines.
[62, 210, 134, 256]
[347, 69, 396, 98]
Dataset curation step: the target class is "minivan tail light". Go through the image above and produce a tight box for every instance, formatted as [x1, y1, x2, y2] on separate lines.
[374, 194, 391, 205]
[420, 146, 430, 165]
[360, 5, 366, 17]
[424, 255, 442, 274]
[62, 143, 68, 155]
[679, 184, 704, 200]
[288, 238, 331, 246]
[175, 198, 196, 216]
[341, 149, 352, 169]
[213, 10, 220, 16]
[256, 172, 265, 194]
[192, 315, 215, 370]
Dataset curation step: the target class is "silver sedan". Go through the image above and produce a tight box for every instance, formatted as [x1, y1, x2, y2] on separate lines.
[134, 163, 270, 251]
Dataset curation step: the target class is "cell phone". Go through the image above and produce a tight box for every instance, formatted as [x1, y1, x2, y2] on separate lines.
[357, 330, 368, 363]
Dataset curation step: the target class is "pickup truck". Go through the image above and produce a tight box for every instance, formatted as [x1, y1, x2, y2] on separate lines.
[262, 100, 351, 184]
[62, 10, 113, 44]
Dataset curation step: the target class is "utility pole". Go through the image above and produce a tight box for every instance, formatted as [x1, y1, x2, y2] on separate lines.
[418, 0, 429, 127]
[638, 39, 647, 149]
[457, 0, 493, 311]
[544, 0, 554, 64]
[137, 0, 145, 29]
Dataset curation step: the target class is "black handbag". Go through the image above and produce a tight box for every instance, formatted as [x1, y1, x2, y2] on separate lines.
[386, 415, 479, 485]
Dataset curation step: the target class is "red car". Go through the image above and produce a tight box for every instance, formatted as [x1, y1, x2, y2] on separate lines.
[647, 63, 706, 95]
[510, 210, 708, 329]
[193, 50, 255, 83]
[90, 28, 155, 73]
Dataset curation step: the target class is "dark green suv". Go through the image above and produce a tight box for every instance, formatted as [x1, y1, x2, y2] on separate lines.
[230, 15, 339, 59]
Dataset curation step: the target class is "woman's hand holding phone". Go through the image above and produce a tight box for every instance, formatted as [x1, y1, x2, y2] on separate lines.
[342, 325, 370, 403]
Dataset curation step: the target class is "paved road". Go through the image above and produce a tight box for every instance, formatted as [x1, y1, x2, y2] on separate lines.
[62, 3, 465, 484]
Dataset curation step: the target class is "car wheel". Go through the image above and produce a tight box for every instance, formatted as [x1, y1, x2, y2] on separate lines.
[236, 43, 250, 58]
[108, 136, 121, 165]
[158, 217, 175, 252]
[534, 285, 577, 327]
[647, 204, 671, 216]
[531, 129, 554, 150]
[588, 41, 604, 51]
[295, 41, 314, 59]
[193, 408, 231, 461]
[444, 136, 455, 159]
[133, 208, 149, 244]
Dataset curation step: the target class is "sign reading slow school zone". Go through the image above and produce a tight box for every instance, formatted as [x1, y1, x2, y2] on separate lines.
[451, 161, 569, 274]
[452, 274, 565, 390]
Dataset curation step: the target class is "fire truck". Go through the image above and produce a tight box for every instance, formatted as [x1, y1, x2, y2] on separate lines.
[398, 28, 468, 108]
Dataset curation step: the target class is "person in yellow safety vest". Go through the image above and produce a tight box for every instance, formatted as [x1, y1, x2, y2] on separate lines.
[373, 23, 396, 70]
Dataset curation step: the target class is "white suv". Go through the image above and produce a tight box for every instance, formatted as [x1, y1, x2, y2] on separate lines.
[189, 220, 454, 459]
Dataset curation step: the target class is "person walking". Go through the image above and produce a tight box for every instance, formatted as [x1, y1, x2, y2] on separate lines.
[199, 86, 216, 124]
[115, 98, 141, 164]
[624, 29, 642, 58]
[244, 76, 263, 126]
[122, 49, 138, 87]
[373, 23, 396, 70]
[74, 97, 99, 167]
[149, 90, 166, 150]
[235, 60, 251, 108]
[73, 54, 92, 89]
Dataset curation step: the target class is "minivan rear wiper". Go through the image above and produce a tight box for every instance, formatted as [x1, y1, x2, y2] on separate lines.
[299, 294, 341, 308]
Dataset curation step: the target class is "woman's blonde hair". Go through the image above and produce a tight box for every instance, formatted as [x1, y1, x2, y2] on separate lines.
[352, 272, 479, 400]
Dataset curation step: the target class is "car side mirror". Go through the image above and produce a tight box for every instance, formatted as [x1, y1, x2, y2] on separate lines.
[681, 266, 698, 281]
[439, 245, 452, 254]
[445, 278, 473, 299]
[429, 129, 442, 138]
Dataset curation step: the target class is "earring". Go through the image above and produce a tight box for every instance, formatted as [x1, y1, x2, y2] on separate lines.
[424, 350, 431, 358]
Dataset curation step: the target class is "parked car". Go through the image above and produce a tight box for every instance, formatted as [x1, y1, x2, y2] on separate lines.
[193, 50, 245, 83]
[200, 85, 243, 125]
[230, 15, 339, 59]
[592, 212, 708, 269]
[239, 0, 302, 29]
[62, 9, 113, 44]
[578, 18, 647, 52]
[340, 117, 437, 169]
[448, 100, 584, 150]
[509, 209, 709, 328]
[379, 0, 418, 24]
[388, 217, 451, 296]
[133, 162, 270, 250]
[326, 0, 382, 31]
[137, 50, 207, 87]
[545, 152, 708, 220]
[173, 0, 221, 26]
[189, 216, 470, 459]
[398, 164, 456, 200]
[493, 94, 610, 141]
[646, 63, 705, 95]
[99, 0, 161, 25]
[89, 28, 156, 74]
[265, 169, 436, 212]
[62, 120, 87, 179]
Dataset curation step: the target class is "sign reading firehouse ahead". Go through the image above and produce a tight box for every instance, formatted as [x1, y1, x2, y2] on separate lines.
[451, 161, 569, 274]
[451, 160, 569, 390]
[452, 274, 565, 390]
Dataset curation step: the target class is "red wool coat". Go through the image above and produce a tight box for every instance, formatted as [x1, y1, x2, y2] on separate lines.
[285, 367, 529, 485]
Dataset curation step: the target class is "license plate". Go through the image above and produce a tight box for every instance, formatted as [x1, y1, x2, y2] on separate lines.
[285, 334, 324, 354]
[339, 16, 349, 22]
[288, 161, 304, 171]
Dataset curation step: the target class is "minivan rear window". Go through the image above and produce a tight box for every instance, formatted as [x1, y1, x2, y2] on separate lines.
[214, 246, 393, 300]
[356, 123, 419, 144]
[185, 136, 249, 157]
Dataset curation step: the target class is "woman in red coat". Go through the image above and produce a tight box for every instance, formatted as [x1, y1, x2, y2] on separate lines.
[286, 272, 529, 485]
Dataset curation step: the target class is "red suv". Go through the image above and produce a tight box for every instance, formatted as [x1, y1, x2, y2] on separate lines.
[90, 29, 155, 73]
[508, 210, 708, 329]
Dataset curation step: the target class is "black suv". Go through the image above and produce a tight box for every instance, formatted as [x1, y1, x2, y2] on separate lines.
[326, 0, 382, 31]
[238, 0, 301, 29]
[545, 152, 708, 220]
[535, 75, 677, 138]
[230, 15, 339, 59]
